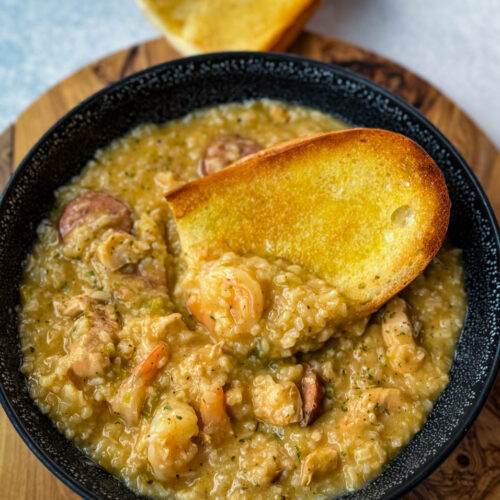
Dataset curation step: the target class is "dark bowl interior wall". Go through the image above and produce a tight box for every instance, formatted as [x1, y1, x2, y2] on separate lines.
[0, 53, 499, 500]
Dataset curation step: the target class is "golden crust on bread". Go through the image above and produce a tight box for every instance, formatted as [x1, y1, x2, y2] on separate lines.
[268, 0, 323, 52]
[135, 0, 322, 55]
[166, 129, 450, 312]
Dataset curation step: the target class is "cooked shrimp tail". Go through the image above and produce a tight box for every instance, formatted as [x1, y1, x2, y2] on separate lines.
[200, 385, 233, 441]
[148, 397, 199, 481]
[110, 343, 168, 426]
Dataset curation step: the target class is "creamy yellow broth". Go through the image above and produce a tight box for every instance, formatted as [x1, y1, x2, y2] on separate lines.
[19, 99, 466, 499]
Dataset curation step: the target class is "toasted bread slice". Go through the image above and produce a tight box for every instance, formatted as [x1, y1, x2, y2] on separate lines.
[262, 0, 323, 52]
[166, 129, 450, 313]
[135, 0, 322, 55]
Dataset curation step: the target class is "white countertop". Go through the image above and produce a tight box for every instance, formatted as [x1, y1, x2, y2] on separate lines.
[0, 0, 498, 147]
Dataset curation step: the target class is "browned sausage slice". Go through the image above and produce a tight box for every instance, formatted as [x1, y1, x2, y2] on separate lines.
[201, 135, 262, 176]
[300, 363, 324, 426]
[58, 191, 132, 241]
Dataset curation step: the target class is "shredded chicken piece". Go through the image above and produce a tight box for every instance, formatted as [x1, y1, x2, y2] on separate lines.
[301, 445, 340, 485]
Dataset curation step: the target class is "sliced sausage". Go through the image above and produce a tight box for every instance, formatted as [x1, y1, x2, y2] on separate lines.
[201, 135, 262, 176]
[58, 191, 132, 241]
[300, 363, 324, 426]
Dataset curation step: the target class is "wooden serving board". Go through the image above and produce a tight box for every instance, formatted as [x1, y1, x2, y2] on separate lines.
[0, 32, 499, 500]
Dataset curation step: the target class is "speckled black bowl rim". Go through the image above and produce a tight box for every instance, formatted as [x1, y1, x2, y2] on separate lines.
[0, 52, 499, 500]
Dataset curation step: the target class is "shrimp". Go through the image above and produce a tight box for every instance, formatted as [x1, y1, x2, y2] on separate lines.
[301, 445, 339, 485]
[187, 264, 263, 340]
[251, 374, 303, 426]
[382, 297, 426, 372]
[147, 397, 199, 481]
[200, 385, 232, 441]
[109, 343, 168, 426]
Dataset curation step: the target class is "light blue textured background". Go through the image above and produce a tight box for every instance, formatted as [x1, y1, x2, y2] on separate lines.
[0, 0, 499, 146]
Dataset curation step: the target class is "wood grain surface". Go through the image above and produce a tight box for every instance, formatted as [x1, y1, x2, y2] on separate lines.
[0, 32, 499, 500]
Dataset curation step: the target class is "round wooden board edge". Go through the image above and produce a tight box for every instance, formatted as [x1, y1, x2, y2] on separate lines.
[6, 32, 500, 217]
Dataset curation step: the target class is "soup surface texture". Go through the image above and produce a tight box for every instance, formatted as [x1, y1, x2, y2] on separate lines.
[19, 99, 466, 499]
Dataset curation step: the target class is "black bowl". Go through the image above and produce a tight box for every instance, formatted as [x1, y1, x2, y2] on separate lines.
[0, 52, 499, 500]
